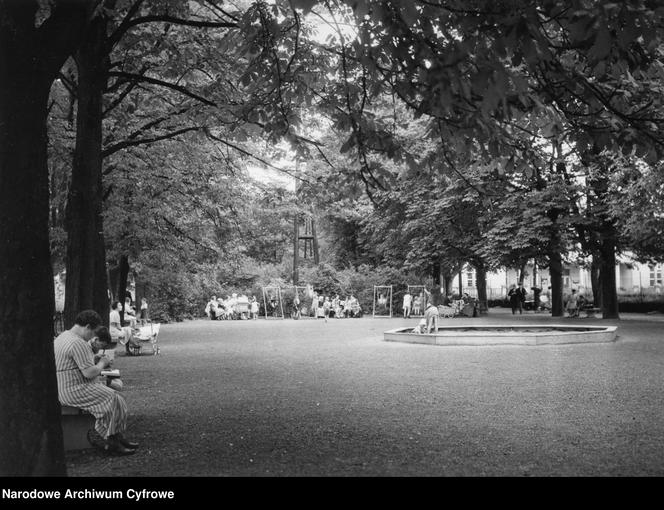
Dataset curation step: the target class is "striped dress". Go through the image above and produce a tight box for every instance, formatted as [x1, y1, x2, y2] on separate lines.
[54, 330, 127, 439]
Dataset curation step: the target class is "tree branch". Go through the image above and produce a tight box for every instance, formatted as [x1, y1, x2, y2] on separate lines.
[102, 127, 201, 159]
[157, 215, 219, 256]
[205, 131, 313, 185]
[107, 71, 217, 106]
[110, 12, 237, 48]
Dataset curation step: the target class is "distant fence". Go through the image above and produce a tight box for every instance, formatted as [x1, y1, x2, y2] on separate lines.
[448, 288, 507, 300]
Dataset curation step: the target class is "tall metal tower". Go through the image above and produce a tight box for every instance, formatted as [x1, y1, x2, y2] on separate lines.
[292, 213, 319, 286]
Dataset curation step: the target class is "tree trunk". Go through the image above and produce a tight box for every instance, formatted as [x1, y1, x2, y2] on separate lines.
[549, 249, 564, 317]
[518, 260, 527, 285]
[532, 261, 540, 309]
[457, 264, 463, 295]
[0, 1, 93, 476]
[292, 215, 299, 285]
[431, 258, 441, 286]
[475, 262, 488, 313]
[591, 256, 601, 308]
[116, 255, 130, 324]
[442, 269, 453, 296]
[0, 63, 66, 478]
[108, 263, 119, 304]
[63, 15, 110, 328]
[599, 230, 620, 319]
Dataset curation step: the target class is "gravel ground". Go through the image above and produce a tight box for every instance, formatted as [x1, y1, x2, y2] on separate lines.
[65, 309, 664, 477]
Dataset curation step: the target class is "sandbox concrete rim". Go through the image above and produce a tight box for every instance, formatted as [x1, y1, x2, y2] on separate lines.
[385, 324, 618, 336]
[383, 324, 618, 346]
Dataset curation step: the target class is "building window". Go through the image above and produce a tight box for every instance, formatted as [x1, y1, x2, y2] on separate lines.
[650, 265, 663, 287]
[467, 270, 474, 288]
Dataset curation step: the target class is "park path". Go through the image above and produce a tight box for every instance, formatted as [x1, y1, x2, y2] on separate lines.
[66, 309, 664, 476]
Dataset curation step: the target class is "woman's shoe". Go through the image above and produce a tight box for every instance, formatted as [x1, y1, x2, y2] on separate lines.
[106, 435, 137, 455]
[87, 429, 107, 450]
[116, 434, 139, 449]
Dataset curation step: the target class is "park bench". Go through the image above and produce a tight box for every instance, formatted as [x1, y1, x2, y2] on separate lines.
[60, 371, 121, 450]
[438, 305, 456, 318]
[61, 405, 95, 451]
[581, 305, 601, 318]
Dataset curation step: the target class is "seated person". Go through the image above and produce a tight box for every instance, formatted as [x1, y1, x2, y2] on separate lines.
[91, 326, 122, 391]
[237, 294, 249, 320]
[352, 303, 363, 318]
[123, 297, 137, 327]
[228, 294, 238, 318]
[109, 301, 134, 355]
[291, 295, 302, 319]
[218, 297, 229, 319]
[54, 310, 138, 455]
[343, 296, 352, 318]
[424, 302, 439, 334]
[205, 296, 218, 320]
[336, 298, 345, 318]
[413, 295, 422, 315]
[269, 297, 279, 317]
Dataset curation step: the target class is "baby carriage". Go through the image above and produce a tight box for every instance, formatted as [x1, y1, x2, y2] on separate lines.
[124, 322, 161, 355]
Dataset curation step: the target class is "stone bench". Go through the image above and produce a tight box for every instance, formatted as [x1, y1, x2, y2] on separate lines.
[582, 307, 601, 318]
[61, 405, 94, 451]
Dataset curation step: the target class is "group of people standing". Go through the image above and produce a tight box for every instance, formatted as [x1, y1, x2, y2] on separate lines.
[507, 283, 529, 314]
[401, 290, 430, 318]
[508, 283, 588, 317]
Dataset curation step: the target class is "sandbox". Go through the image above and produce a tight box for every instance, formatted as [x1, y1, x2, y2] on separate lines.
[384, 324, 618, 346]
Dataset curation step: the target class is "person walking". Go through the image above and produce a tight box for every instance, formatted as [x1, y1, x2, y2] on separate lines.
[566, 289, 580, 317]
[508, 283, 527, 314]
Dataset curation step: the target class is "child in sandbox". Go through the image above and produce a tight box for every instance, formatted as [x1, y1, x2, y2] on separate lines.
[412, 319, 427, 334]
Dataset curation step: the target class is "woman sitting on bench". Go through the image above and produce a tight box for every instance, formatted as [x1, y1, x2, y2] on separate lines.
[54, 310, 139, 455]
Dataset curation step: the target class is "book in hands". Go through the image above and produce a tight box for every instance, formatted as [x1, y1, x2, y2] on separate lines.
[101, 369, 120, 378]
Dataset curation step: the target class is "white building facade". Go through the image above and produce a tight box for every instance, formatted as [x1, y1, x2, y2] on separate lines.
[452, 260, 664, 300]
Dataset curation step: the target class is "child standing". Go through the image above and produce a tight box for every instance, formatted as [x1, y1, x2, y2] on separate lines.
[250, 296, 259, 320]
[139, 298, 149, 325]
